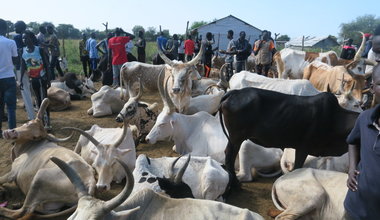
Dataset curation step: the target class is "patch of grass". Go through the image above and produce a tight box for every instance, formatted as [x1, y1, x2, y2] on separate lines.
[60, 39, 158, 75]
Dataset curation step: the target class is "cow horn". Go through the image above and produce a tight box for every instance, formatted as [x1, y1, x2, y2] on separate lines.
[174, 154, 191, 184]
[46, 132, 74, 143]
[61, 127, 100, 147]
[157, 67, 176, 113]
[169, 156, 182, 181]
[354, 32, 366, 61]
[186, 44, 204, 66]
[36, 98, 50, 120]
[218, 63, 229, 90]
[158, 43, 175, 66]
[135, 78, 143, 100]
[112, 116, 128, 148]
[50, 157, 89, 198]
[104, 158, 135, 212]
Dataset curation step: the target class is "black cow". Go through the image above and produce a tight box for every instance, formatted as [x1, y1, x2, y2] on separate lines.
[219, 87, 359, 186]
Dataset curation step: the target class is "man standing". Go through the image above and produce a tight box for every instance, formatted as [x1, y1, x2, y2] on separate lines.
[46, 25, 63, 79]
[340, 38, 356, 60]
[178, 36, 185, 62]
[254, 31, 275, 77]
[108, 28, 134, 87]
[219, 30, 236, 80]
[202, 32, 218, 77]
[184, 35, 195, 62]
[79, 33, 90, 77]
[136, 30, 146, 63]
[234, 31, 250, 73]
[86, 32, 98, 77]
[0, 18, 18, 134]
[14, 20, 34, 120]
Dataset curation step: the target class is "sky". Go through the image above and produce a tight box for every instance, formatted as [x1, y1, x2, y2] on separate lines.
[2, 0, 379, 39]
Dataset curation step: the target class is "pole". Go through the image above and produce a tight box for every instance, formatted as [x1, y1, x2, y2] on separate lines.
[185, 21, 189, 39]
[302, 35, 305, 51]
[102, 22, 108, 33]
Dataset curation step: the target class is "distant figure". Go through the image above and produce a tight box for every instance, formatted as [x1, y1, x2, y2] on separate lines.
[184, 35, 195, 62]
[108, 28, 134, 86]
[20, 30, 51, 130]
[125, 38, 137, 62]
[178, 36, 185, 62]
[96, 32, 114, 85]
[86, 32, 98, 76]
[36, 26, 49, 60]
[79, 33, 90, 77]
[46, 25, 64, 79]
[202, 32, 218, 77]
[340, 38, 356, 60]
[166, 34, 179, 60]
[254, 31, 275, 77]
[0, 18, 18, 132]
[234, 31, 250, 73]
[219, 30, 236, 80]
[366, 26, 380, 74]
[155, 32, 168, 64]
[14, 20, 35, 120]
[136, 30, 146, 63]
[362, 33, 373, 58]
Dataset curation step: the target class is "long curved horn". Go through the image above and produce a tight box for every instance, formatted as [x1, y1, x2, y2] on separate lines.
[157, 67, 176, 113]
[61, 127, 100, 147]
[354, 32, 366, 61]
[104, 158, 134, 212]
[37, 98, 50, 120]
[46, 132, 74, 143]
[158, 43, 175, 66]
[187, 44, 204, 66]
[134, 78, 143, 100]
[50, 157, 89, 198]
[218, 63, 229, 90]
[111, 116, 128, 148]
[169, 156, 182, 181]
[164, 75, 177, 113]
[174, 154, 191, 184]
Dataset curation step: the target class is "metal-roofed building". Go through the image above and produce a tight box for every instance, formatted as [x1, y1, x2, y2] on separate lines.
[285, 36, 339, 50]
[191, 15, 262, 51]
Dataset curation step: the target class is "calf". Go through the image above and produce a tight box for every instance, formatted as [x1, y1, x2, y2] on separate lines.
[87, 85, 126, 117]
[219, 87, 358, 185]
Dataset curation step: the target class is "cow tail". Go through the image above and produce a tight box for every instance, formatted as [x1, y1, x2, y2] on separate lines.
[120, 64, 127, 100]
[218, 100, 231, 143]
[271, 184, 286, 211]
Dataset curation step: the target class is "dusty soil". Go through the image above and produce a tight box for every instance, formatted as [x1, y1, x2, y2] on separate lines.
[0, 83, 277, 220]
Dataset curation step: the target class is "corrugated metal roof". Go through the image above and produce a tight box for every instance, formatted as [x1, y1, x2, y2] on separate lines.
[191, 15, 262, 32]
[285, 36, 332, 47]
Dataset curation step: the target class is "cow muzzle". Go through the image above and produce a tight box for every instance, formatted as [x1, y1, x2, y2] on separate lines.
[172, 88, 180, 94]
[2, 129, 18, 140]
[96, 183, 109, 191]
[115, 114, 124, 123]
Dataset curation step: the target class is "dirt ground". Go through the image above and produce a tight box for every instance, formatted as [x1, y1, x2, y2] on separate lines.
[0, 83, 277, 220]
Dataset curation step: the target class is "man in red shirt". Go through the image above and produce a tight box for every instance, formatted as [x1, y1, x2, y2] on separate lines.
[184, 35, 195, 62]
[108, 28, 134, 87]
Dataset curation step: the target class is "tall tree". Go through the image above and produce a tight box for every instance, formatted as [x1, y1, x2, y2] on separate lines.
[145, 26, 157, 41]
[132, 25, 145, 36]
[190, 21, 208, 30]
[339, 14, 380, 44]
[57, 24, 80, 39]
[27, 22, 41, 33]
[277, 35, 290, 41]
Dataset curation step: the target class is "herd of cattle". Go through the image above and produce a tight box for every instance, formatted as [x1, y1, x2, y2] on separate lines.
[0, 32, 378, 219]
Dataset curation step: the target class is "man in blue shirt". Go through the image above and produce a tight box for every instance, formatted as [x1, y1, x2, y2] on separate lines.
[86, 32, 98, 77]
[345, 63, 380, 220]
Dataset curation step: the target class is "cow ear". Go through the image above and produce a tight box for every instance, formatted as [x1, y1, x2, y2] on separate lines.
[117, 148, 132, 156]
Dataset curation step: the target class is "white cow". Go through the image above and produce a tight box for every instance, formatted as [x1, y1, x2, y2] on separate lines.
[280, 148, 349, 174]
[270, 168, 350, 220]
[133, 154, 229, 201]
[51, 157, 265, 220]
[228, 71, 362, 112]
[51, 73, 97, 100]
[186, 87, 225, 115]
[67, 120, 136, 191]
[146, 76, 282, 181]
[87, 86, 127, 117]
[47, 86, 71, 111]
[0, 99, 96, 219]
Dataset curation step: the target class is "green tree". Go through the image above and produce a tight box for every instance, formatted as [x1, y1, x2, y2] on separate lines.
[190, 21, 208, 30]
[145, 26, 157, 41]
[57, 24, 80, 39]
[277, 35, 290, 41]
[132, 25, 145, 36]
[339, 14, 380, 44]
[27, 22, 41, 33]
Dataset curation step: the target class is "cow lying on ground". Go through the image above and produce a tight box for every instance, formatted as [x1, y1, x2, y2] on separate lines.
[51, 156, 265, 220]
[87, 85, 126, 117]
[65, 119, 136, 191]
[219, 87, 359, 186]
[47, 86, 71, 111]
[280, 148, 349, 174]
[228, 71, 362, 112]
[51, 72, 97, 100]
[0, 98, 96, 219]
[133, 154, 229, 201]
[146, 73, 282, 181]
[269, 168, 349, 220]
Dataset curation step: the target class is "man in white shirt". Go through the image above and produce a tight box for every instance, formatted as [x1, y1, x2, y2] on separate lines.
[0, 19, 18, 135]
[365, 26, 380, 74]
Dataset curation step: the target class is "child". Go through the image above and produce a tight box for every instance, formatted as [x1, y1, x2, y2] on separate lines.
[19, 30, 51, 130]
[345, 63, 380, 219]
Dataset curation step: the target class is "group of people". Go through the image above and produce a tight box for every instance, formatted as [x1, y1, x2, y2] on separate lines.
[0, 19, 66, 135]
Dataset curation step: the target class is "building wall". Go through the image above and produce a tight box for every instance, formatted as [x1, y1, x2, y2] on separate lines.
[195, 16, 262, 52]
